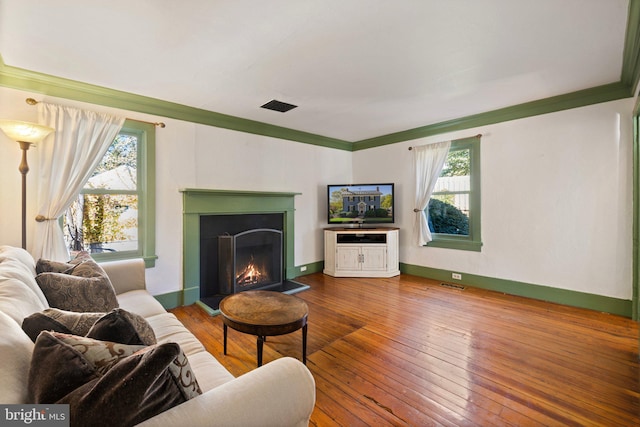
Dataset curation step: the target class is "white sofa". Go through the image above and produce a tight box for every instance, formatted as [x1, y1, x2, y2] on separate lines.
[0, 245, 316, 426]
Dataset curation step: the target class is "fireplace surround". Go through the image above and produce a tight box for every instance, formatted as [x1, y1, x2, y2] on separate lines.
[181, 189, 308, 313]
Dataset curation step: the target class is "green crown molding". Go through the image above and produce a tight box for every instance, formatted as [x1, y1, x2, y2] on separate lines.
[622, 0, 640, 92]
[352, 82, 632, 150]
[0, 55, 352, 151]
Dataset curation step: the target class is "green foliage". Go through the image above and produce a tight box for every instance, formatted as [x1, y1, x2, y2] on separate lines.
[380, 194, 392, 209]
[92, 134, 137, 177]
[428, 198, 469, 235]
[329, 190, 344, 216]
[441, 148, 470, 177]
[82, 195, 135, 244]
[364, 208, 389, 218]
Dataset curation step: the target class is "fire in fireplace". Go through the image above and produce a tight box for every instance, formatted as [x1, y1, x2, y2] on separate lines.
[218, 228, 283, 294]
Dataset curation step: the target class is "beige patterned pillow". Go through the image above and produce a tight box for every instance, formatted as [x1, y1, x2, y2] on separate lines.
[35, 256, 118, 312]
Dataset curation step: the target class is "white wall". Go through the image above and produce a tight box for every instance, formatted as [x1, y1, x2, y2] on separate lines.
[0, 85, 633, 300]
[353, 98, 634, 299]
[0, 86, 352, 295]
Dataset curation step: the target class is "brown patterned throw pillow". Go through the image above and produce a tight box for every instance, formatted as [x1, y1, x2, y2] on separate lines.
[35, 255, 118, 312]
[22, 307, 156, 346]
[21, 308, 104, 341]
[35, 258, 75, 274]
[87, 308, 156, 346]
[28, 331, 146, 403]
[28, 331, 202, 427]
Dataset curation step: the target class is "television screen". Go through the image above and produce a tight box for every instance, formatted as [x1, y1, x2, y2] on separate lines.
[327, 183, 394, 225]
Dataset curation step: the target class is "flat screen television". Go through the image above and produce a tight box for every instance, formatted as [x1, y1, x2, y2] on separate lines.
[327, 183, 395, 225]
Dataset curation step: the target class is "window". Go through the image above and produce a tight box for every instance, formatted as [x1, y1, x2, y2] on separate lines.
[426, 136, 482, 251]
[63, 120, 156, 266]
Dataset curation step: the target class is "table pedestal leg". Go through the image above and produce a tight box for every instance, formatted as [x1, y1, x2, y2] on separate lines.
[257, 336, 265, 367]
[302, 324, 307, 364]
[223, 323, 228, 355]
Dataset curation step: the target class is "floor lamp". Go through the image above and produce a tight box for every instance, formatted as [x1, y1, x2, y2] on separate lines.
[0, 120, 54, 249]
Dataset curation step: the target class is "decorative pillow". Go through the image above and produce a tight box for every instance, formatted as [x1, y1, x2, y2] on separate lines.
[28, 331, 202, 427]
[87, 308, 156, 346]
[28, 331, 146, 403]
[35, 255, 118, 312]
[21, 308, 104, 342]
[36, 258, 75, 274]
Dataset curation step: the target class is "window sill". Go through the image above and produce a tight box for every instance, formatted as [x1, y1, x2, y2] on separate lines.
[425, 238, 482, 252]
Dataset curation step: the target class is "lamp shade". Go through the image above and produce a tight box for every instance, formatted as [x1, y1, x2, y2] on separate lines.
[0, 119, 54, 144]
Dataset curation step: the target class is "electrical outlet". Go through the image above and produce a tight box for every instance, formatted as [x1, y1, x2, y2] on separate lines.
[452, 273, 462, 280]
[300, 266, 307, 272]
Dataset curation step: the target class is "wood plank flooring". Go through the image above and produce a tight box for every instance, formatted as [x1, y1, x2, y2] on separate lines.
[170, 273, 640, 426]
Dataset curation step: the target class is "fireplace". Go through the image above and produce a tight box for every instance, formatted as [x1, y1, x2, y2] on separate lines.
[218, 228, 283, 294]
[183, 189, 309, 313]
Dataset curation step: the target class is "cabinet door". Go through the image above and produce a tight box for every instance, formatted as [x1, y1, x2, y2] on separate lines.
[335, 246, 362, 271]
[361, 246, 387, 271]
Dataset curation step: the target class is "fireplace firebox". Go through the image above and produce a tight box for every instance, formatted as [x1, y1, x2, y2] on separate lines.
[197, 210, 307, 312]
[218, 228, 283, 294]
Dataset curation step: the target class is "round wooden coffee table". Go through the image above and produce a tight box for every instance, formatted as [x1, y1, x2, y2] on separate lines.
[219, 290, 308, 367]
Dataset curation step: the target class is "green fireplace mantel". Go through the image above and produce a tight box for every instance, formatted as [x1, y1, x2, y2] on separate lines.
[180, 188, 301, 306]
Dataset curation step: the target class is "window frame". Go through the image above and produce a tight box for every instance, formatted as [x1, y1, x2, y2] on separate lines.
[78, 119, 157, 266]
[426, 135, 482, 252]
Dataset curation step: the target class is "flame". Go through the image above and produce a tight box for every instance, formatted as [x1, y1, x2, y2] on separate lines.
[236, 261, 265, 286]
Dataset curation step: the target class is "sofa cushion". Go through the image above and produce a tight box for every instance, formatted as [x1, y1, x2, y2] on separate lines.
[182, 350, 235, 392]
[0, 245, 36, 273]
[21, 308, 103, 341]
[29, 331, 202, 427]
[117, 289, 167, 318]
[87, 308, 157, 346]
[0, 311, 34, 403]
[146, 313, 205, 355]
[35, 255, 118, 312]
[0, 258, 49, 308]
[0, 277, 48, 325]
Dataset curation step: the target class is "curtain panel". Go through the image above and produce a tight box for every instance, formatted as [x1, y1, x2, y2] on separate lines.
[413, 140, 451, 246]
[33, 103, 125, 261]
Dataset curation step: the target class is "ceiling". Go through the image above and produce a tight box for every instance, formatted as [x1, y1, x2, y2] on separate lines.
[0, 0, 632, 142]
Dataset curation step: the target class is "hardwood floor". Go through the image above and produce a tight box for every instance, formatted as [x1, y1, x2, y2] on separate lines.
[170, 273, 640, 426]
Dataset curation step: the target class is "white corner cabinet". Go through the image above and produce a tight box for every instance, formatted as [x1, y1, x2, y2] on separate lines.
[323, 227, 400, 278]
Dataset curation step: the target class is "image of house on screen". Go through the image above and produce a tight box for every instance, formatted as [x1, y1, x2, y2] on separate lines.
[341, 186, 384, 215]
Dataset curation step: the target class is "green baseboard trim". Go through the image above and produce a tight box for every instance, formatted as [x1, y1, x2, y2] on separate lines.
[183, 286, 200, 306]
[196, 300, 220, 316]
[295, 261, 324, 276]
[153, 290, 183, 310]
[153, 286, 199, 310]
[400, 263, 633, 318]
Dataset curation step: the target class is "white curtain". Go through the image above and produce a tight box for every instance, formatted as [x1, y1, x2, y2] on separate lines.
[33, 103, 125, 261]
[413, 140, 451, 246]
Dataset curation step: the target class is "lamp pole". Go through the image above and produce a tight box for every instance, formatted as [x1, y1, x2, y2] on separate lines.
[18, 141, 31, 249]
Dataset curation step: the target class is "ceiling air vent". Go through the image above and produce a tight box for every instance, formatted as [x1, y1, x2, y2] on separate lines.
[260, 100, 298, 113]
